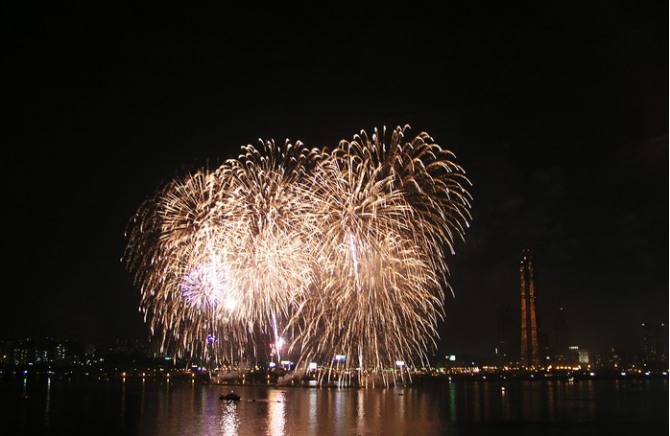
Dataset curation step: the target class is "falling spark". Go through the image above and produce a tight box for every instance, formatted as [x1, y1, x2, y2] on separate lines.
[124, 125, 472, 384]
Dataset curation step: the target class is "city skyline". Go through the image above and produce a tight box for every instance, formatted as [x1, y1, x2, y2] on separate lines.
[2, 317, 667, 369]
[3, 4, 667, 359]
[0, 285, 664, 364]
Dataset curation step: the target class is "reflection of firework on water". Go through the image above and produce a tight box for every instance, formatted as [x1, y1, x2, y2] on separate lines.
[124, 125, 472, 382]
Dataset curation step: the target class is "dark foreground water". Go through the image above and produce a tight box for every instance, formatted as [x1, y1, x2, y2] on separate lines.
[1, 375, 667, 435]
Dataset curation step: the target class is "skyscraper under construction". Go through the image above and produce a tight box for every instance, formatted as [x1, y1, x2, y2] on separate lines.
[520, 249, 540, 366]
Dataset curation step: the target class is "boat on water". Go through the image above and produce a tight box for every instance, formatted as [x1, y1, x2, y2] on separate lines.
[219, 391, 241, 401]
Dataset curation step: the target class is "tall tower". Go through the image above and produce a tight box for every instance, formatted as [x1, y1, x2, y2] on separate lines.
[520, 249, 540, 366]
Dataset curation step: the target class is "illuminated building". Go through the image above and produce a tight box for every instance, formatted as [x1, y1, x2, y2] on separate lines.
[519, 249, 540, 366]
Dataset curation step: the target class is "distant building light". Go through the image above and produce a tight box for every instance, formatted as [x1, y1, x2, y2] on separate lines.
[335, 354, 346, 362]
[395, 360, 405, 367]
[308, 362, 317, 370]
[578, 350, 590, 364]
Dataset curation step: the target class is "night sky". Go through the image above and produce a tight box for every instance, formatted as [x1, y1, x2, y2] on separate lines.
[3, 3, 667, 360]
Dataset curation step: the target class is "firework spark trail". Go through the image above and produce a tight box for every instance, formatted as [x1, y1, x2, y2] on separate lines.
[125, 140, 324, 362]
[286, 125, 471, 383]
[218, 139, 323, 351]
[124, 125, 472, 383]
[124, 168, 248, 362]
[347, 125, 472, 293]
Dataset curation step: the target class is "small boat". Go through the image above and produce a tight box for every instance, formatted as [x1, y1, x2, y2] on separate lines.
[220, 392, 241, 401]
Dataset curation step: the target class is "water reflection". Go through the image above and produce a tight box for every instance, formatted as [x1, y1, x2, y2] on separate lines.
[333, 389, 346, 435]
[500, 384, 510, 420]
[307, 388, 317, 433]
[44, 376, 51, 429]
[396, 388, 405, 426]
[355, 389, 366, 436]
[219, 401, 239, 436]
[120, 376, 125, 427]
[2, 377, 666, 436]
[448, 383, 457, 422]
[471, 381, 481, 421]
[546, 381, 555, 420]
[267, 389, 286, 436]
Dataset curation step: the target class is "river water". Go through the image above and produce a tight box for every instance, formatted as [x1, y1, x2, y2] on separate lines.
[1, 374, 667, 435]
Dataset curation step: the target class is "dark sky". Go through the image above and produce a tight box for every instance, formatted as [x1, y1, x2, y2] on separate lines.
[2, 3, 667, 360]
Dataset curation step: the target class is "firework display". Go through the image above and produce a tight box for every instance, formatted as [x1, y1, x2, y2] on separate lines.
[124, 125, 472, 384]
